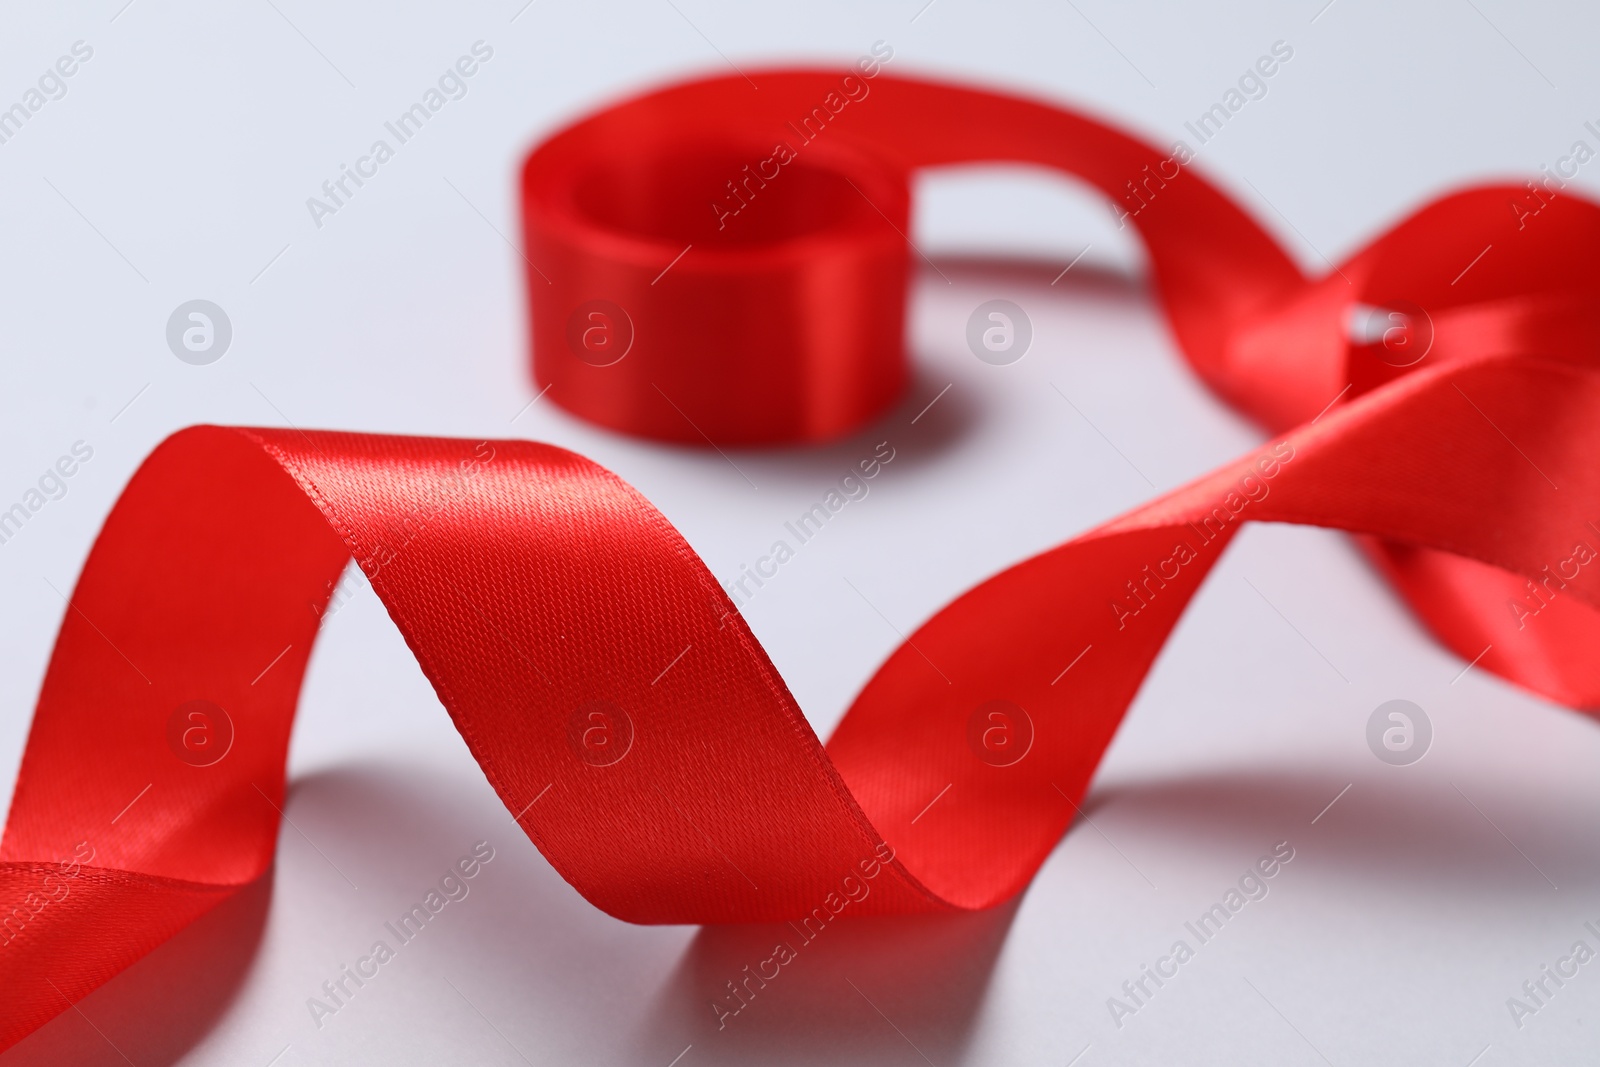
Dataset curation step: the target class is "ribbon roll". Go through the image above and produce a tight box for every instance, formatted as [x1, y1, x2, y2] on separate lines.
[3, 68, 1599, 1051]
[522, 67, 1600, 706]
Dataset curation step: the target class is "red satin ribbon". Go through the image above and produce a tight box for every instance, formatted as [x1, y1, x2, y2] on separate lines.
[4, 69, 1600, 1050]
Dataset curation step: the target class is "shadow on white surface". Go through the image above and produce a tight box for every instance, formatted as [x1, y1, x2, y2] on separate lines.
[1089, 764, 1599, 898]
[630, 900, 1020, 1066]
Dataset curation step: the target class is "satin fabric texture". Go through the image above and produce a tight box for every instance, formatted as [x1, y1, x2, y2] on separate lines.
[2, 70, 1597, 1050]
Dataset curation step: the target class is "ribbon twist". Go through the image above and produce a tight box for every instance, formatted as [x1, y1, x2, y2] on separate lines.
[3, 70, 1599, 1050]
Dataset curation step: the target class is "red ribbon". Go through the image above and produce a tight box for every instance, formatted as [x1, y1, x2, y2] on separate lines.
[4, 69, 1600, 1050]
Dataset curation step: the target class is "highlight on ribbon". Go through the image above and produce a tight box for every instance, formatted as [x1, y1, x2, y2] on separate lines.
[4, 69, 1600, 1054]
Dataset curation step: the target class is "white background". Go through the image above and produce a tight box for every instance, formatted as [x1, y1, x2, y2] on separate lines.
[2, 1, 1599, 1064]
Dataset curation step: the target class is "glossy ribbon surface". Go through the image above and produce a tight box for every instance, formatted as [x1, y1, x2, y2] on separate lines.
[4, 70, 1600, 1050]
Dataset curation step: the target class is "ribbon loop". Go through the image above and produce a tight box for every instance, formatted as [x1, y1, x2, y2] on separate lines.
[4, 68, 1600, 1053]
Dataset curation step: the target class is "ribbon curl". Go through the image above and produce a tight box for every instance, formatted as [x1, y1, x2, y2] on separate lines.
[4, 70, 1599, 1050]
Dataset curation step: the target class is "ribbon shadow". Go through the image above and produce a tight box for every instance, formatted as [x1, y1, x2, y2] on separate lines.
[630, 897, 1019, 1066]
[1085, 766, 1600, 898]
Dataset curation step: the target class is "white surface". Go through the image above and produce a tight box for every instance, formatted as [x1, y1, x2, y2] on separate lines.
[2, 1, 1598, 1064]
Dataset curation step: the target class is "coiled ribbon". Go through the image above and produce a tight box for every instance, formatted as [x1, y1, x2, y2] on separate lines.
[4, 70, 1599, 1049]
